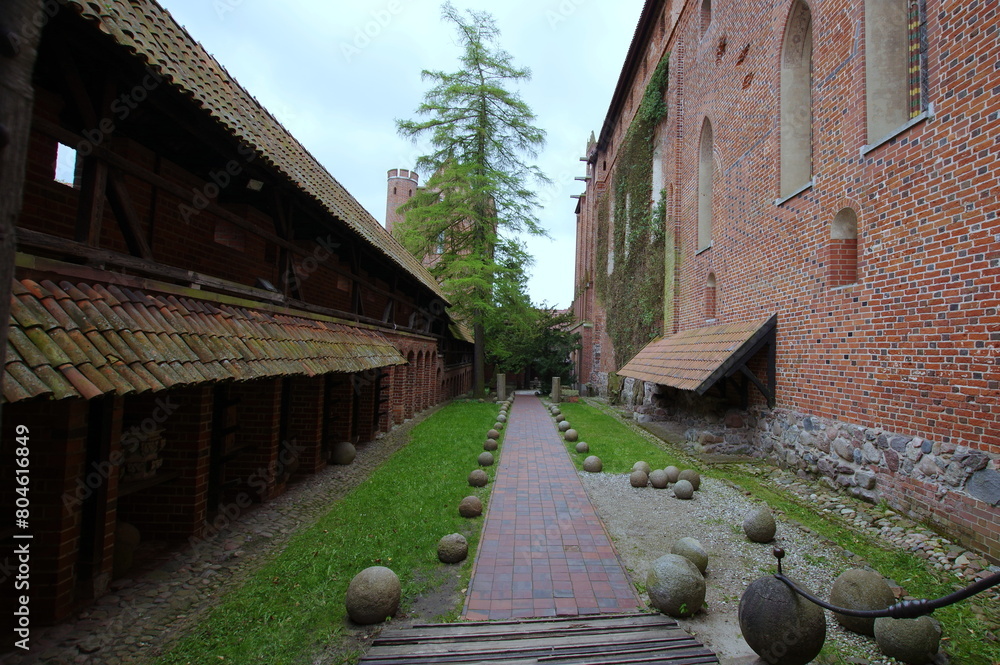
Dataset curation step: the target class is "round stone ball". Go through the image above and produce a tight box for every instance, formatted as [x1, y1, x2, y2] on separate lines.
[330, 441, 357, 465]
[345, 566, 401, 625]
[487, 429, 501, 440]
[483, 438, 498, 451]
[649, 469, 669, 489]
[874, 616, 942, 665]
[497, 414, 507, 424]
[493, 422, 504, 431]
[458, 495, 483, 518]
[830, 569, 896, 636]
[564, 429, 579, 442]
[558, 420, 571, 432]
[583, 456, 603, 473]
[437, 533, 469, 564]
[468, 469, 488, 487]
[673, 479, 694, 499]
[678, 469, 701, 490]
[555, 414, 566, 423]
[551, 407, 561, 416]
[646, 554, 705, 618]
[743, 507, 777, 543]
[575, 441, 590, 453]
[738, 575, 826, 665]
[630, 470, 649, 487]
[671, 537, 709, 574]
[632, 461, 652, 476]
[478, 451, 495, 467]
[664, 466, 680, 483]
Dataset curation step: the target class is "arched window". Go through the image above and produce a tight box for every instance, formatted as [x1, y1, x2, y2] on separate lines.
[865, 0, 924, 143]
[698, 118, 714, 251]
[705, 272, 717, 320]
[700, 0, 712, 39]
[780, 0, 813, 198]
[828, 208, 859, 287]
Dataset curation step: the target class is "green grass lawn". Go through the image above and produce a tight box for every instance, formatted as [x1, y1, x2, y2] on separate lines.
[556, 401, 685, 473]
[156, 400, 499, 665]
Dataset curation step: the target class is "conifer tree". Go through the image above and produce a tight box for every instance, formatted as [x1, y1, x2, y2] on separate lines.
[396, 2, 548, 397]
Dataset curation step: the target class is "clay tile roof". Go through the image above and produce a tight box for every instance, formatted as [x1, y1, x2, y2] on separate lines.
[618, 315, 777, 393]
[62, 0, 447, 303]
[3, 277, 405, 403]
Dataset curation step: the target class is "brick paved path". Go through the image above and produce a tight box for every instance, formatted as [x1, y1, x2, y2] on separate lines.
[463, 394, 640, 620]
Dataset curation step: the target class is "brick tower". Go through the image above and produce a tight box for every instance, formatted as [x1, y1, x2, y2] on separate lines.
[385, 168, 419, 234]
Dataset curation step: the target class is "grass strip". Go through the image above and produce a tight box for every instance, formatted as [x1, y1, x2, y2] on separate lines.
[156, 400, 499, 665]
[561, 400, 1000, 663]
[557, 401, 685, 472]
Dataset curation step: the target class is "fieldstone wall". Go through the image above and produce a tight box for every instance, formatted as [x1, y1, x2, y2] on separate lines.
[621, 382, 1000, 559]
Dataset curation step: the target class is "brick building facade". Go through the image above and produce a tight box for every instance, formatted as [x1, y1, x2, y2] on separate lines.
[572, 0, 1000, 559]
[0, 0, 472, 637]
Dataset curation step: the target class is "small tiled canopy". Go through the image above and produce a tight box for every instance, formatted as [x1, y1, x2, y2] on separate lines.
[618, 315, 777, 405]
[3, 278, 405, 403]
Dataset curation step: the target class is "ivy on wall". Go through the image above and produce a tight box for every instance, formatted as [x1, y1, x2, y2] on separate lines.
[595, 55, 670, 369]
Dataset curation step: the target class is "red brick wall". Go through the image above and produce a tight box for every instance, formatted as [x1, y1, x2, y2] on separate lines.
[574, 0, 1000, 554]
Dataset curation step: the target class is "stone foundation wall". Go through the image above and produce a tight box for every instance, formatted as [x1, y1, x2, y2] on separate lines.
[754, 409, 1000, 561]
[620, 382, 1000, 560]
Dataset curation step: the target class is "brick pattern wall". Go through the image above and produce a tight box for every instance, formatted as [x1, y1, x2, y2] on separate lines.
[573, 0, 1000, 557]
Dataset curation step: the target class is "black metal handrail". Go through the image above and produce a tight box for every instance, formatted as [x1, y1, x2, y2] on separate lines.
[770, 547, 1000, 619]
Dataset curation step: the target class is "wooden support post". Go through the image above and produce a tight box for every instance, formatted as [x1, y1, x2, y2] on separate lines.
[74, 157, 108, 246]
[497, 373, 506, 402]
[551, 376, 561, 403]
[106, 169, 153, 259]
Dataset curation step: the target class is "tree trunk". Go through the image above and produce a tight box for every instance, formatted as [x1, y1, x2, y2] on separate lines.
[473, 318, 485, 398]
[0, 1, 45, 387]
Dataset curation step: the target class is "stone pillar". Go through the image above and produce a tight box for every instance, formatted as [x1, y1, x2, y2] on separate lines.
[497, 373, 506, 402]
[552, 377, 561, 403]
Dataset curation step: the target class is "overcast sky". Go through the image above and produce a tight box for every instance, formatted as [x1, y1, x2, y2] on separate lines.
[159, 0, 645, 308]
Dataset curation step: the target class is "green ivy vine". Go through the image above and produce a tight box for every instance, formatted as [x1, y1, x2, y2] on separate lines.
[595, 55, 670, 368]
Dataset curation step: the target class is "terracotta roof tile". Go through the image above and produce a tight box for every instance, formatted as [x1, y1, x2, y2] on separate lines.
[619, 316, 777, 393]
[62, 0, 447, 304]
[3, 277, 405, 403]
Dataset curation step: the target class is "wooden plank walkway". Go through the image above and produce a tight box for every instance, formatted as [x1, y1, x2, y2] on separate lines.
[359, 613, 720, 665]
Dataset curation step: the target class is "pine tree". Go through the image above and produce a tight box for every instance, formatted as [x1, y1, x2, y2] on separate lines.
[396, 2, 548, 397]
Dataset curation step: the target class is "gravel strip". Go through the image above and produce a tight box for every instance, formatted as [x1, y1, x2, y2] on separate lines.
[580, 470, 894, 663]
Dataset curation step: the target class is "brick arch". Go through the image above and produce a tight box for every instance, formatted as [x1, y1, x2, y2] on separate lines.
[705, 272, 718, 321]
[405, 350, 416, 419]
[779, 0, 813, 198]
[828, 207, 860, 288]
[698, 116, 715, 251]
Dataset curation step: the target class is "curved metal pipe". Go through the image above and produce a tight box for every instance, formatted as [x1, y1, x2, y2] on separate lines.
[770, 547, 1000, 619]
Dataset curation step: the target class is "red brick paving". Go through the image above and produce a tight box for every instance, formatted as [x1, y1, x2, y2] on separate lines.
[463, 394, 640, 620]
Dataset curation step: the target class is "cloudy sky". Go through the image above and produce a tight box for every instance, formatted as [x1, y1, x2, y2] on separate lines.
[159, 0, 646, 308]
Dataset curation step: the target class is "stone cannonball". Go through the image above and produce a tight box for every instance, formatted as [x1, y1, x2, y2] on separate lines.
[671, 537, 709, 574]
[874, 616, 942, 665]
[575, 441, 590, 453]
[738, 575, 826, 665]
[437, 533, 469, 564]
[664, 466, 680, 483]
[830, 569, 896, 636]
[558, 420, 571, 432]
[551, 407, 561, 416]
[649, 469, 669, 489]
[345, 566, 401, 625]
[483, 438, 498, 451]
[564, 429, 579, 442]
[493, 422, 504, 431]
[583, 456, 603, 473]
[743, 507, 777, 543]
[629, 470, 649, 488]
[458, 495, 483, 518]
[487, 429, 501, 440]
[673, 479, 694, 499]
[330, 441, 357, 465]
[496, 414, 507, 424]
[555, 414, 566, 423]
[478, 451, 495, 467]
[468, 469, 488, 487]
[646, 553, 706, 618]
[632, 461, 652, 476]
[678, 469, 701, 490]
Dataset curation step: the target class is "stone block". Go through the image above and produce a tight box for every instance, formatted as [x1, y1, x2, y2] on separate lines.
[966, 469, 1000, 506]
